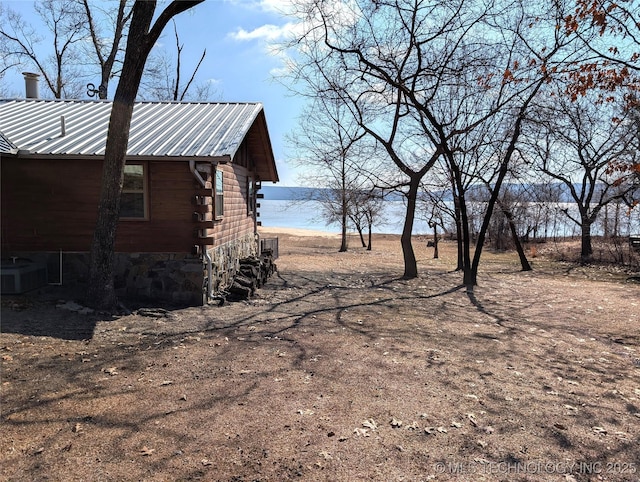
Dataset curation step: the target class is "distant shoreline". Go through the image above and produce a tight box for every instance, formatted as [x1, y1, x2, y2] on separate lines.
[258, 226, 339, 237]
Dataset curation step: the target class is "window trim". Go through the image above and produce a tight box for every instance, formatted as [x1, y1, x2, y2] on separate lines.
[120, 161, 149, 221]
[214, 167, 224, 220]
[247, 176, 254, 216]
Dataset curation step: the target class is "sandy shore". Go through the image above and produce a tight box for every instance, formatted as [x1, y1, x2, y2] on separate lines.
[258, 226, 340, 237]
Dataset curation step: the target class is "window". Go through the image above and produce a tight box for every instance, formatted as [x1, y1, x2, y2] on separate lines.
[247, 176, 254, 215]
[214, 168, 224, 219]
[120, 163, 147, 219]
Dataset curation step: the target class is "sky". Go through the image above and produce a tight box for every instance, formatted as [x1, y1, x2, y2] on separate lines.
[1, 0, 306, 186]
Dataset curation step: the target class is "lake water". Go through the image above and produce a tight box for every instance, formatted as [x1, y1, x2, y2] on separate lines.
[258, 199, 417, 234]
[258, 199, 640, 237]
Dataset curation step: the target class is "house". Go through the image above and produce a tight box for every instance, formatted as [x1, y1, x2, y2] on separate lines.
[0, 97, 279, 305]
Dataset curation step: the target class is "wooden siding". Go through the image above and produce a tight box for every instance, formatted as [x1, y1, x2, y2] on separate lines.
[2, 155, 258, 255]
[210, 162, 256, 247]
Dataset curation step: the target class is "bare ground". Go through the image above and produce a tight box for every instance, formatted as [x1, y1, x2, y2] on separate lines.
[1, 234, 639, 482]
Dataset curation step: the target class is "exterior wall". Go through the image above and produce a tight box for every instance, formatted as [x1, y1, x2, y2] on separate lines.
[211, 162, 256, 246]
[0, 157, 197, 253]
[204, 162, 259, 293]
[1, 155, 260, 304]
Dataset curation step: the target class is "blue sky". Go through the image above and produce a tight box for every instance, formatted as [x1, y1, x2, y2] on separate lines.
[1, 0, 305, 185]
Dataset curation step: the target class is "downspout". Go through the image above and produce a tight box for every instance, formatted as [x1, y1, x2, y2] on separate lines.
[189, 160, 214, 303]
[203, 250, 213, 302]
[49, 249, 63, 286]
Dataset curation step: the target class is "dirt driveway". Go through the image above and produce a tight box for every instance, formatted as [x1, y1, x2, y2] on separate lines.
[1, 234, 639, 481]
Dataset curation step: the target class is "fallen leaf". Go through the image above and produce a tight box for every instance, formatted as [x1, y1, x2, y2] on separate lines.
[451, 421, 462, 428]
[72, 423, 83, 433]
[424, 427, 436, 435]
[477, 440, 487, 448]
[2, 355, 13, 361]
[319, 451, 332, 460]
[353, 428, 370, 437]
[297, 409, 315, 415]
[201, 459, 212, 466]
[160, 380, 173, 386]
[436, 426, 448, 433]
[467, 414, 478, 427]
[104, 367, 118, 376]
[592, 426, 607, 435]
[362, 419, 377, 430]
[140, 446, 155, 456]
[405, 421, 420, 430]
[554, 423, 568, 430]
[390, 418, 403, 428]
[483, 426, 494, 434]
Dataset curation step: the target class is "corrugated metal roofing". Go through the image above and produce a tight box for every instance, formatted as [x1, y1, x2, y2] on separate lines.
[0, 99, 265, 159]
[0, 131, 17, 154]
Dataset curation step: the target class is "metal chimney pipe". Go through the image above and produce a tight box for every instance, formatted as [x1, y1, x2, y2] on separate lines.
[22, 72, 40, 99]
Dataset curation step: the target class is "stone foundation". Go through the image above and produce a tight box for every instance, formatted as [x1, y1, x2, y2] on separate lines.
[4, 234, 261, 306]
[208, 232, 258, 293]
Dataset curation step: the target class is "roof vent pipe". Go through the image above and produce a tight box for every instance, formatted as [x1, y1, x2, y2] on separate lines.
[22, 72, 40, 99]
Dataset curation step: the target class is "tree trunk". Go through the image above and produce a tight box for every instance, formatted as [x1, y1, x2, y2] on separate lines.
[367, 223, 372, 251]
[339, 204, 348, 252]
[401, 178, 419, 279]
[581, 220, 593, 263]
[339, 165, 347, 252]
[85, 0, 203, 310]
[86, 99, 134, 309]
[432, 224, 439, 259]
[504, 208, 532, 271]
[358, 227, 366, 248]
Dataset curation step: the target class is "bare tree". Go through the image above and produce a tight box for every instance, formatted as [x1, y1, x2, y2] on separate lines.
[524, 90, 639, 262]
[288, 96, 367, 252]
[141, 19, 212, 101]
[86, 0, 204, 310]
[1, 0, 86, 98]
[347, 187, 385, 250]
[1, 0, 133, 99]
[286, 0, 503, 279]
[80, 0, 133, 99]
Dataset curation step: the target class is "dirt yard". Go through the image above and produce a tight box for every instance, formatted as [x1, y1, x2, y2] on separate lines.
[1, 233, 639, 482]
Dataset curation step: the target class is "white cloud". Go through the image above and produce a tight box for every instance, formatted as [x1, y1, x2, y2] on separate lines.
[228, 21, 299, 43]
[225, 0, 293, 14]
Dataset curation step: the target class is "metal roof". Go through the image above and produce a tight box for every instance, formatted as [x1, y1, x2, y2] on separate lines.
[0, 131, 17, 154]
[0, 99, 279, 180]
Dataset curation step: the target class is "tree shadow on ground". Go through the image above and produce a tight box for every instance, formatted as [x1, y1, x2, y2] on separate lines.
[1, 306, 99, 340]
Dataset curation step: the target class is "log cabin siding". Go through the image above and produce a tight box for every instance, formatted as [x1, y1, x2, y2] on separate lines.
[1, 158, 103, 252]
[211, 162, 256, 247]
[1, 157, 204, 254]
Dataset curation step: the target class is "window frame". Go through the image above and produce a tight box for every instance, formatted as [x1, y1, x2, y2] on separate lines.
[214, 167, 224, 220]
[247, 176, 255, 216]
[119, 161, 149, 221]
